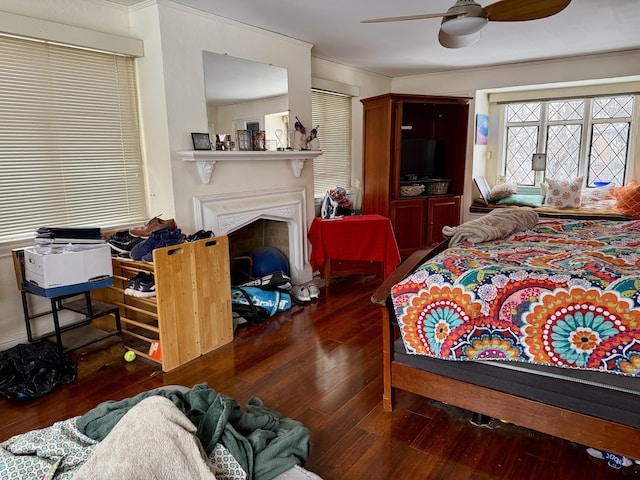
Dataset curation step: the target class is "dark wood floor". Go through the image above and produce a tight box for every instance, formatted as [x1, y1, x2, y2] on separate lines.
[1, 273, 638, 479]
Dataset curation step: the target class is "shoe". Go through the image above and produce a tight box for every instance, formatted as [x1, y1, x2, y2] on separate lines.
[307, 283, 320, 299]
[124, 271, 148, 296]
[135, 273, 156, 297]
[141, 228, 184, 262]
[130, 227, 184, 261]
[186, 230, 214, 242]
[124, 272, 156, 298]
[107, 230, 144, 254]
[290, 285, 311, 304]
[130, 216, 177, 238]
[238, 271, 292, 291]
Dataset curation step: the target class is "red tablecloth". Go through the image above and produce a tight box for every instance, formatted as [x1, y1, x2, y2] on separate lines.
[308, 214, 401, 277]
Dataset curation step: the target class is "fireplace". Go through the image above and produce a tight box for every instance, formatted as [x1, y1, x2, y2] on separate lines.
[192, 186, 312, 284]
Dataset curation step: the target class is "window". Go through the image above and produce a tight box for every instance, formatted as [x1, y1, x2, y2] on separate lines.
[502, 95, 634, 187]
[311, 89, 352, 196]
[0, 34, 146, 243]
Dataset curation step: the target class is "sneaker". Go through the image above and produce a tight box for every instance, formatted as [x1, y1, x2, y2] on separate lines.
[108, 230, 144, 254]
[130, 216, 178, 238]
[290, 285, 311, 304]
[124, 271, 148, 296]
[307, 283, 320, 299]
[124, 272, 156, 298]
[135, 273, 156, 297]
[186, 230, 214, 242]
[238, 270, 292, 291]
[132, 227, 184, 262]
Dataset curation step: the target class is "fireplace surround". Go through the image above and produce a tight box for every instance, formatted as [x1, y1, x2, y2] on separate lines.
[192, 186, 312, 284]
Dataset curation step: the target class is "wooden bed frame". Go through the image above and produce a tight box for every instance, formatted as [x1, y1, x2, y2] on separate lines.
[371, 240, 640, 460]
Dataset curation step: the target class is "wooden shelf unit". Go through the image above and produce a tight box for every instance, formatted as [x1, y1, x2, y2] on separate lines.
[95, 236, 233, 371]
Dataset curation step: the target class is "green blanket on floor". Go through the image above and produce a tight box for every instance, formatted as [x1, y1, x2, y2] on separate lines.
[76, 383, 310, 480]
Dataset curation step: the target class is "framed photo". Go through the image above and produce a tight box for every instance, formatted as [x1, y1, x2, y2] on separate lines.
[475, 114, 488, 145]
[237, 130, 252, 151]
[191, 132, 211, 150]
[252, 130, 266, 151]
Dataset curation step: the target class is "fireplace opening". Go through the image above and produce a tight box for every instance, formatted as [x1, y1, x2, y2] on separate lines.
[228, 219, 290, 285]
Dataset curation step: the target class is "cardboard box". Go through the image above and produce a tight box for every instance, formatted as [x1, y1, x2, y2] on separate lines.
[24, 244, 113, 298]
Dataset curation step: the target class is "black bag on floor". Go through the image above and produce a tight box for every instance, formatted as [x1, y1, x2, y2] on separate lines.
[0, 341, 77, 400]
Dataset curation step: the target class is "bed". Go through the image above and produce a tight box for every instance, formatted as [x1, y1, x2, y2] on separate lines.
[372, 213, 640, 461]
[0, 383, 322, 480]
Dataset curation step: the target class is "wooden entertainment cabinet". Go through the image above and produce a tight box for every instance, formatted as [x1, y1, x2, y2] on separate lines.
[361, 94, 470, 257]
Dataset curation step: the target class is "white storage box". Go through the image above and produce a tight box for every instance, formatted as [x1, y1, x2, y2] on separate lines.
[24, 244, 113, 297]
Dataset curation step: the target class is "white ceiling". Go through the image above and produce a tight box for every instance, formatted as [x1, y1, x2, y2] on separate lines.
[109, 0, 640, 78]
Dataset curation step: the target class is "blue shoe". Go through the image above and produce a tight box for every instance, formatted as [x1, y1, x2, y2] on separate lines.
[139, 228, 185, 262]
[130, 226, 172, 261]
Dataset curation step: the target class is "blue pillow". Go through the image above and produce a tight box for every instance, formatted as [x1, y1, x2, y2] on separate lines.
[497, 194, 544, 208]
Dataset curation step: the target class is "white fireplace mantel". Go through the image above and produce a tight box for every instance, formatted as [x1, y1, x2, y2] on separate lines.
[179, 150, 323, 183]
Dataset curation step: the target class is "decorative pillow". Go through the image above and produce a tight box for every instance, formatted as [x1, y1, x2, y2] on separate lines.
[497, 194, 545, 208]
[613, 182, 640, 218]
[544, 177, 583, 209]
[581, 183, 616, 206]
[487, 182, 518, 202]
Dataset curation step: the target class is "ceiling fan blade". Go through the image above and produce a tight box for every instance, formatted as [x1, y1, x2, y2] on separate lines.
[484, 0, 571, 22]
[438, 29, 482, 49]
[361, 12, 458, 24]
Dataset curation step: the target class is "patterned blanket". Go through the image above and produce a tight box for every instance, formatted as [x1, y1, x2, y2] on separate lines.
[392, 219, 640, 375]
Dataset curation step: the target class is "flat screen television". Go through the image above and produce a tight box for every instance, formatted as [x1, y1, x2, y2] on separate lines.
[400, 138, 444, 180]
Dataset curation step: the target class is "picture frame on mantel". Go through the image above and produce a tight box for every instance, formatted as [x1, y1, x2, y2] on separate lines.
[237, 130, 252, 151]
[191, 132, 211, 150]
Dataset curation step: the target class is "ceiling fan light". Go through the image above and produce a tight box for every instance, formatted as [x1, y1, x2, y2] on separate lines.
[438, 29, 482, 49]
[440, 15, 487, 36]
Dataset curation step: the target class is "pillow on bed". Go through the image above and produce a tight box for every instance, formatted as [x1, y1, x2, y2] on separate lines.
[581, 183, 616, 206]
[487, 182, 518, 202]
[613, 182, 640, 218]
[544, 177, 583, 209]
[496, 194, 545, 208]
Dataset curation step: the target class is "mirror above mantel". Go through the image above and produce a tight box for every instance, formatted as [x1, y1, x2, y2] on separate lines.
[203, 52, 290, 150]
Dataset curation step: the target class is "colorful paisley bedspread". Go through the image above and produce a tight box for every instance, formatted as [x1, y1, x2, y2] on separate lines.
[392, 219, 640, 376]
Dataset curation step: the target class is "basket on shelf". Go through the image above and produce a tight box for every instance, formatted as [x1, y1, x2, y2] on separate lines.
[400, 184, 425, 197]
[424, 180, 451, 195]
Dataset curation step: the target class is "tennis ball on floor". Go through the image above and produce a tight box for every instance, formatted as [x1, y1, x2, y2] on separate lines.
[124, 351, 136, 362]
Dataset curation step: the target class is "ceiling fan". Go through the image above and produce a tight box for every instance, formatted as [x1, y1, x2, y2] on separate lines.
[361, 0, 571, 48]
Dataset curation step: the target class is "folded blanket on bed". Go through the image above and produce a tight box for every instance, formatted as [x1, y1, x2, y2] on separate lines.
[76, 383, 310, 480]
[442, 208, 539, 246]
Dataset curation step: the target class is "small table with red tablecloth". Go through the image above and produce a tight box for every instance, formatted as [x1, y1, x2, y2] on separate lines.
[308, 214, 401, 286]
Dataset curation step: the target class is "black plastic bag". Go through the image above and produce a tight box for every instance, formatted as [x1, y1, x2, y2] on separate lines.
[0, 341, 77, 400]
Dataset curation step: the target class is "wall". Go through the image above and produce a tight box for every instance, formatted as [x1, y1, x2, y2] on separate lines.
[390, 51, 640, 221]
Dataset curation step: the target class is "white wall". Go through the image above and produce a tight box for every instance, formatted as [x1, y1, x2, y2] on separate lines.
[390, 51, 640, 221]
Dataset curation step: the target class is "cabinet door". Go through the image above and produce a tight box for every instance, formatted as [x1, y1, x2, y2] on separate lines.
[390, 198, 426, 258]
[427, 196, 460, 244]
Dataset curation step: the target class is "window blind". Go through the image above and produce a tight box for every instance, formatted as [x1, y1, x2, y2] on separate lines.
[0, 35, 146, 243]
[311, 89, 352, 196]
